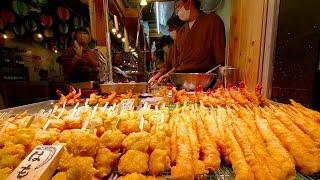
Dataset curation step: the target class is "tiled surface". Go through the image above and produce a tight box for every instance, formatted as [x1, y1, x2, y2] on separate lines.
[271, 0, 320, 107]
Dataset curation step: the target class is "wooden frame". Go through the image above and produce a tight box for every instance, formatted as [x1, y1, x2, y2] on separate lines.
[260, 0, 280, 97]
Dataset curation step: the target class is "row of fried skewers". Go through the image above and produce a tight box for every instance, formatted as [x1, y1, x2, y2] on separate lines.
[0, 86, 320, 179]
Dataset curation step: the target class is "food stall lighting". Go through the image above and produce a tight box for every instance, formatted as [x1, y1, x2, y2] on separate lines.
[3, 34, 7, 39]
[117, 33, 122, 39]
[140, 0, 147, 6]
[122, 37, 125, 42]
[156, 1, 160, 34]
[37, 33, 43, 39]
[111, 28, 117, 34]
[54, 49, 58, 53]
[131, 49, 135, 52]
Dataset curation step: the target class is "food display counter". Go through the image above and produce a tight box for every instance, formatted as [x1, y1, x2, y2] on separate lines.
[0, 84, 320, 180]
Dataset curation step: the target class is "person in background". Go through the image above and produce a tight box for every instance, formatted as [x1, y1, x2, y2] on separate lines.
[148, 15, 184, 84]
[173, 0, 225, 72]
[60, 28, 99, 82]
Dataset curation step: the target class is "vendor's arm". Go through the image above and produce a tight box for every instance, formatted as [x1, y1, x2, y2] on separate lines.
[212, 16, 226, 66]
[82, 49, 99, 67]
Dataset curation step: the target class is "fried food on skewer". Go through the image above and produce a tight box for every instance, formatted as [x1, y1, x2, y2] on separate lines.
[277, 105, 320, 148]
[94, 148, 120, 178]
[149, 149, 171, 176]
[225, 127, 254, 180]
[0, 143, 25, 169]
[65, 131, 100, 157]
[118, 150, 149, 175]
[118, 173, 166, 180]
[290, 99, 320, 122]
[149, 131, 170, 152]
[100, 130, 126, 150]
[122, 132, 150, 153]
[255, 116, 296, 180]
[262, 108, 319, 174]
[231, 120, 275, 180]
[0, 167, 12, 179]
[195, 116, 220, 171]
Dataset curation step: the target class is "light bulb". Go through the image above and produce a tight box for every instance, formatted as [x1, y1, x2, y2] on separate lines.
[122, 37, 125, 42]
[117, 33, 122, 39]
[54, 50, 58, 53]
[37, 33, 43, 39]
[3, 34, 8, 39]
[111, 28, 116, 34]
[140, 0, 147, 6]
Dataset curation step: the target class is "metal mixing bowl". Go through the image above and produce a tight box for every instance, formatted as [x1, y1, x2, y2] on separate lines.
[169, 73, 217, 90]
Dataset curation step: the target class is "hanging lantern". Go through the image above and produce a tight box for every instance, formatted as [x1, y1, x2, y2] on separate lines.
[73, 17, 84, 29]
[13, 24, 26, 36]
[33, 32, 43, 43]
[58, 23, 69, 34]
[4, 30, 15, 39]
[24, 18, 38, 32]
[40, 15, 53, 27]
[0, 11, 16, 25]
[32, 0, 48, 6]
[56, 7, 70, 21]
[44, 28, 54, 38]
[12, 1, 28, 17]
[59, 36, 69, 50]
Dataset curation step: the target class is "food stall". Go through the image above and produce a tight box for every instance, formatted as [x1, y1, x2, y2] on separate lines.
[1, 0, 320, 179]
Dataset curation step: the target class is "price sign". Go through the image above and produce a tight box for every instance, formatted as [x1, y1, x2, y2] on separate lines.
[8, 145, 64, 180]
[119, 99, 135, 112]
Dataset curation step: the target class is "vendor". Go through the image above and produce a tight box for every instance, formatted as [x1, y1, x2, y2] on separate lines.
[174, 0, 225, 73]
[148, 15, 184, 84]
[149, 0, 225, 84]
[60, 28, 99, 82]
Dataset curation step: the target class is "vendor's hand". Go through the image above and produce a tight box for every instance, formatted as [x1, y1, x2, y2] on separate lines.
[157, 73, 170, 84]
[73, 40, 83, 57]
[148, 72, 162, 84]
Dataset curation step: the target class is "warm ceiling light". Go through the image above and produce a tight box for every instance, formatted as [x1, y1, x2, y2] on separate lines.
[3, 34, 8, 39]
[37, 33, 43, 39]
[122, 37, 125, 42]
[54, 49, 58, 53]
[111, 28, 116, 34]
[140, 0, 147, 6]
[117, 33, 122, 39]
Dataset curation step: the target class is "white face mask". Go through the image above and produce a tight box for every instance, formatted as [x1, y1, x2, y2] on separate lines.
[169, 30, 177, 40]
[177, 6, 190, 21]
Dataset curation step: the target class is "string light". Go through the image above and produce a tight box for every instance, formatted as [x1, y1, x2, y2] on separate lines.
[54, 49, 58, 53]
[37, 33, 43, 39]
[3, 34, 8, 39]
[122, 37, 125, 42]
[140, 0, 147, 6]
[117, 33, 122, 39]
[111, 28, 116, 34]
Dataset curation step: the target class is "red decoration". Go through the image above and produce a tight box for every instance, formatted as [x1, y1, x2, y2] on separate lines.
[40, 15, 53, 27]
[0, 11, 16, 24]
[56, 7, 70, 21]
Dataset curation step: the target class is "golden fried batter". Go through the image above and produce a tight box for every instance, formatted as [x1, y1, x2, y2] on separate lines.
[118, 150, 149, 175]
[95, 148, 120, 178]
[149, 149, 171, 176]
[100, 130, 126, 150]
[122, 132, 150, 153]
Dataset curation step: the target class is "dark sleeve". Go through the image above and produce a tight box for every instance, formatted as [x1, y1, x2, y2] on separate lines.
[212, 15, 226, 66]
[159, 46, 175, 73]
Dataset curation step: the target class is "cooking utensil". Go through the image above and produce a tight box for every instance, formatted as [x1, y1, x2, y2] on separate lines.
[206, 64, 222, 73]
[219, 66, 239, 87]
[169, 73, 217, 91]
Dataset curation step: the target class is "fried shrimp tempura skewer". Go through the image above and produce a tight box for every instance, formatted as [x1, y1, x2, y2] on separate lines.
[231, 119, 275, 180]
[225, 127, 254, 180]
[262, 108, 319, 175]
[195, 116, 220, 171]
[171, 118, 195, 180]
[290, 99, 320, 122]
[255, 116, 296, 180]
[277, 105, 320, 148]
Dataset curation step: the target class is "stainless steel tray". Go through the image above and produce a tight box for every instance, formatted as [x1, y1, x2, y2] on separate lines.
[0, 100, 57, 115]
